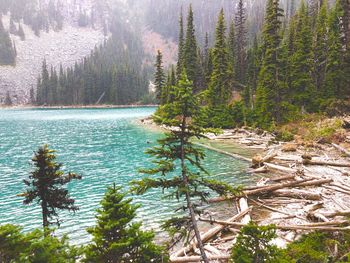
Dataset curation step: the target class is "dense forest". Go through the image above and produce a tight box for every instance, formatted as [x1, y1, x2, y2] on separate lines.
[36, 3, 150, 106]
[0, 15, 16, 65]
[155, 0, 350, 130]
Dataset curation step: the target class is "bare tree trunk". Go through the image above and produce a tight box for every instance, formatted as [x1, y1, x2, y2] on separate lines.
[41, 200, 49, 229]
[180, 116, 209, 263]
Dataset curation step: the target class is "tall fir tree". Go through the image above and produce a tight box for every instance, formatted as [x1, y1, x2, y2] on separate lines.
[290, 1, 316, 112]
[245, 36, 261, 108]
[325, 0, 347, 97]
[154, 50, 166, 104]
[21, 145, 81, 228]
[184, 5, 199, 90]
[255, 0, 284, 127]
[234, 0, 247, 85]
[176, 8, 185, 81]
[312, 2, 328, 96]
[206, 9, 231, 107]
[85, 184, 166, 263]
[132, 72, 235, 263]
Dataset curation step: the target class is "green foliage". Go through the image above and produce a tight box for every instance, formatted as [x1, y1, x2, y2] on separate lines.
[85, 184, 167, 263]
[37, 30, 149, 106]
[278, 231, 350, 262]
[0, 224, 29, 262]
[231, 222, 280, 263]
[132, 72, 234, 262]
[184, 5, 200, 89]
[254, 0, 284, 128]
[201, 102, 245, 129]
[22, 145, 81, 228]
[289, 1, 316, 112]
[154, 50, 166, 104]
[0, 20, 16, 65]
[0, 224, 80, 263]
[275, 130, 294, 142]
[4, 91, 12, 105]
[206, 9, 231, 107]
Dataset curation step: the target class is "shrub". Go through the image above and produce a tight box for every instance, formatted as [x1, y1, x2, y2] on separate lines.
[231, 222, 280, 263]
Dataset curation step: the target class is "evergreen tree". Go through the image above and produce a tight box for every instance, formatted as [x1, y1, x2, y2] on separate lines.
[0, 28, 16, 65]
[312, 2, 328, 96]
[21, 145, 81, 228]
[132, 72, 235, 263]
[18, 23, 25, 41]
[9, 17, 17, 34]
[290, 1, 315, 112]
[85, 184, 166, 263]
[206, 9, 231, 107]
[4, 91, 12, 106]
[176, 8, 185, 81]
[29, 86, 35, 104]
[255, 0, 284, 127]
[154, 50, 166, 104]
[325, 0, 347, 97]
[245, 36, 261, 108]
[234, 0, 247, 85]
[184, 5, 199, 90]
[0, 224, 80, 263]
[228, 19, 235, 76]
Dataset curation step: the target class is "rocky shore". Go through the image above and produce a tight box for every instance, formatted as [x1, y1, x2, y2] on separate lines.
[139, 116, 350, 263]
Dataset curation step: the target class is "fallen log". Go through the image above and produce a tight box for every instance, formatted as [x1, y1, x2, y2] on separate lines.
[273, 189, 322, 200]
[173, 208, 251, 258]
[297, 178, 332, 187]
[198, 219, 350, 232]
[250, 198, 307, 221]
[324, 185, 350, 196]
[194, 142, 251, 162]
[239, 198, 251, 224]
[269, 174, 296, 182]
[264, 162, 298, 174]
[208, 178, 318, 203]
[248, 165, 268, 174]
[170, 255, 230, 263]
[303, 159, 350, 167]
[332, 143, 350, 157]
[322, 210, 350, 217]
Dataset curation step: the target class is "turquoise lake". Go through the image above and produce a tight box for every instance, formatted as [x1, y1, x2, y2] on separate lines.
[0, 107, 252, 245]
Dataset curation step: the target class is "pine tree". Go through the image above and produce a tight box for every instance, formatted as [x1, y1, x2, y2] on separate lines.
[245, 36, 261, 108]
[132, 72, 235, 263]
[176, 8, 185, 81]
[85, 184, 166, 263]
[21, 145, 81, 228]
[228, 19, 235, 74]
[29, 86, 35, 104]
[18, 23, 25, 41]
[184, 5, 199, 90]
[255, 0, 284, 127]
[206, 9, 231, 107]
[154, 50, 166, 104]
[4, 91, 12, 106]
[9, 17, 17, 34]
[312, 2, 328, 96]
[0, 29, 16, 65]
[325, 0, 347, 97]
[290, 1, 316, 111]
[234, 0, 247, 85]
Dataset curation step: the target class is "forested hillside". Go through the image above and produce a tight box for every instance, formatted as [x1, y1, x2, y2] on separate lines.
[155, 0, 350, 129]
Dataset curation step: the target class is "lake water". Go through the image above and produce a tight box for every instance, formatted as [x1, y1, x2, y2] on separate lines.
[0, 107, 252, 245]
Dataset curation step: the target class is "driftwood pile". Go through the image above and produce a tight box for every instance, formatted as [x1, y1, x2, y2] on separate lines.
[170, 129, 350, 263]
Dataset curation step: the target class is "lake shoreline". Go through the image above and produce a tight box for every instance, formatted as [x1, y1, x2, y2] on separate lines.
[138, 115, 350, 260]
[0, 104, 158, 109]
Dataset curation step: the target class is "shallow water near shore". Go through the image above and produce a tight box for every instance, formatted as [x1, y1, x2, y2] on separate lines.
[0, 107, 253, 245]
